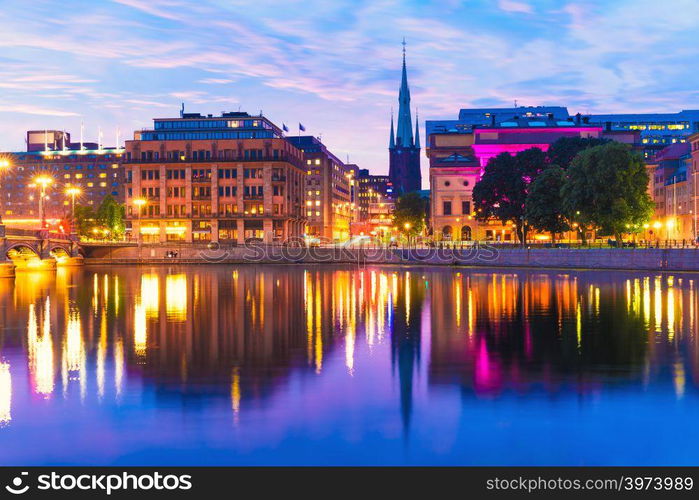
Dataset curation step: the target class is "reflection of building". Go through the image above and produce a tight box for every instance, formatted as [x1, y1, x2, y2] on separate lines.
[647, 143, 693, 240]
[0, 130, 124, 227]
[287, 136, 353, 242]
[123, 111, 307, 244]
[388, 46, 421, 194]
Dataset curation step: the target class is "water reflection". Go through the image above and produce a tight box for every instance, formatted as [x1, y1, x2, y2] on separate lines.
[0, 265, 698, 464]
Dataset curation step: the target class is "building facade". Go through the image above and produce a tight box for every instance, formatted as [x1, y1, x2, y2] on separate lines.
[426, 115, 639, 241]
[123, 111, 306, 244]
[388, 48, 421, 194]
[648, 143, 694, 241]
[0, 130, 123, 229]
[287, 136, 353, 242]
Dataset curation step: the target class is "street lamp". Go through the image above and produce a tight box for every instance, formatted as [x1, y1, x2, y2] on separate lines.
[65, 187, 81, 219]
[33, 175, 53, 229]
[132, 197, 147, 243]
[0, 158, 10, 224]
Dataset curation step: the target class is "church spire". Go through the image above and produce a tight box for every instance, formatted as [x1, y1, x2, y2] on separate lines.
[414, 108, 420, 149]
[396, 38, 413, 147]
[389, 109, 395, 148]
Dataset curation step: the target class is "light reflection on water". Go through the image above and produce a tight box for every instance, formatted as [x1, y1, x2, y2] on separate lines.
[0, 266, 698, 465]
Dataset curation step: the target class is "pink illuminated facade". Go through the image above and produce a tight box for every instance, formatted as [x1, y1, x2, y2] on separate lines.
[427, 117, 638, 241]
[472, 125, 603, 167]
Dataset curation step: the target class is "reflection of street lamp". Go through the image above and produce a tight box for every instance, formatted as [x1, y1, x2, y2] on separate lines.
[133, 198, 146, 243]
[33, 175, 53, 229]
[0, 158, 10, 224]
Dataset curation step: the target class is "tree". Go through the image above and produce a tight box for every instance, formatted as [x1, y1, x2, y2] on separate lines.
[393, 192, 427, 238]
[96, 195, 126, 239]
[73, 205, 97, 239]
[472, 148, 547, 243]
[525, 166, 569, 241]
[547, 136, 609, 169]
[561, 142, 652, 245]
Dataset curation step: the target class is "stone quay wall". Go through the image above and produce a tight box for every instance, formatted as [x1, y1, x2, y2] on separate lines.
[81, 244, 699, 272]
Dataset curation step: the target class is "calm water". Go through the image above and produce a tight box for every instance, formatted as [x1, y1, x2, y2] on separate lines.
[0, 265, 698, 465]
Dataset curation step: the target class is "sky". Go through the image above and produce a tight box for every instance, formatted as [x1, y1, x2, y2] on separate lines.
[1, 0, 699, 185]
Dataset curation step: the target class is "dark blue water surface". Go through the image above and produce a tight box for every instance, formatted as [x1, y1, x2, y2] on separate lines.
[0, 265, 698, 465]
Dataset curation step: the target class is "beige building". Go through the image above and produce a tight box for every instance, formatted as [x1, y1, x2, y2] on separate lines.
[124, 112, 306, 244]
[648, 143, 695, 241]
[426, 131, 487, 241]
[288, 136, 353, 242]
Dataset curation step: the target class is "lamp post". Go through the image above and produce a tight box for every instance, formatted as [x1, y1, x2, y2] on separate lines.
[133, 198, 146, 244]
[33, 176, 53, 230]
[0, 158, 10, 225]
[65, 187, 81, 235]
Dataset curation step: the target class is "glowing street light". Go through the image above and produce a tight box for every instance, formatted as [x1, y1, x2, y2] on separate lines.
[65, 187, 81, 218]
[33, 175, 53, 229]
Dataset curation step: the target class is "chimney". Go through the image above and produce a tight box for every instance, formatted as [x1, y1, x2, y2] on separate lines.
[575, 113, 581, 125]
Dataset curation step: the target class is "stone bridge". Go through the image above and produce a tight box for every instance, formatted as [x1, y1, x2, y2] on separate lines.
[0, 225, 83, 276]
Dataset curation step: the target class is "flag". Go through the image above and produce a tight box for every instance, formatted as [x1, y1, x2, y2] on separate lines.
[282, 123, 289, 132]
[299, 123, 306, 132]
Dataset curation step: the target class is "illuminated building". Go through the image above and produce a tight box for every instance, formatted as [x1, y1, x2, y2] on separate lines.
[427, 115, 627, 241]
[388, 43, 421, 194]
[287, 136, 353, 242]
[0, 130, 123, 227]
[433, 106, 699, 160]
[352, 169, 394, 236]
[585, 110, 699, 159]
[123, 111, 307, 243]
[648, 143, 694, 241]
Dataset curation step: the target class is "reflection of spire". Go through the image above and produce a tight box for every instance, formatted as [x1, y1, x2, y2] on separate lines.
[391, 274, 423, 439]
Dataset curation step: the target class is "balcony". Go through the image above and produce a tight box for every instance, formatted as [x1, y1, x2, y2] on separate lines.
[243, 194, 263, 200]
[124, 154, 305, 169]
[271, 175, 287, 182]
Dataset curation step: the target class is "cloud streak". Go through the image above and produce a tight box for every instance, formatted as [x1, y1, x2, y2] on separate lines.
[0, 0, 697, 183]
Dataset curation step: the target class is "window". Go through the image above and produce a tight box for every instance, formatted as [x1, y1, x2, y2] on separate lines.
[462, 201, 470, 215]
[443, 201, 452, 215]
[445, 181, 451, 187]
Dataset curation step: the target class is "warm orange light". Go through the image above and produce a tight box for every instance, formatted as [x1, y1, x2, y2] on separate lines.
[65, 187, 81, 197]
[133, 198, 147, 207]
[34, 175, 53, 187]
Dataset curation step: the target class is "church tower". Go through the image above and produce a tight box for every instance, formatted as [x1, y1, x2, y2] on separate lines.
[389, 40, 421, 195]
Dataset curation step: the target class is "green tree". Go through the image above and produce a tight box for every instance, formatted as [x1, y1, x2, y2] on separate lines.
[561, 142, 652, 245]
[546, 136, 609, 169]
[73, 205, 96, 239]
[472, 148, 547, 243]
[525, 166, 569, 241]
[393, 192, 427, 237]
[96, 195, 126, 239]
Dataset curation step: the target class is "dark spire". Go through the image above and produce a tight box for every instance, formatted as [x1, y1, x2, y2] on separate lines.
[389, 108, 395, 149]
[396, 38, 413, 147]
[414, 108, 420, 149]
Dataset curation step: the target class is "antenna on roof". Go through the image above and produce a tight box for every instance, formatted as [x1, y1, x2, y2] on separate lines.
[514, 99, 518, 108]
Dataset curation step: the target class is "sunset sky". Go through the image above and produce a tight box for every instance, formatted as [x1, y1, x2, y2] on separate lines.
[1, 0, 698, 183]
